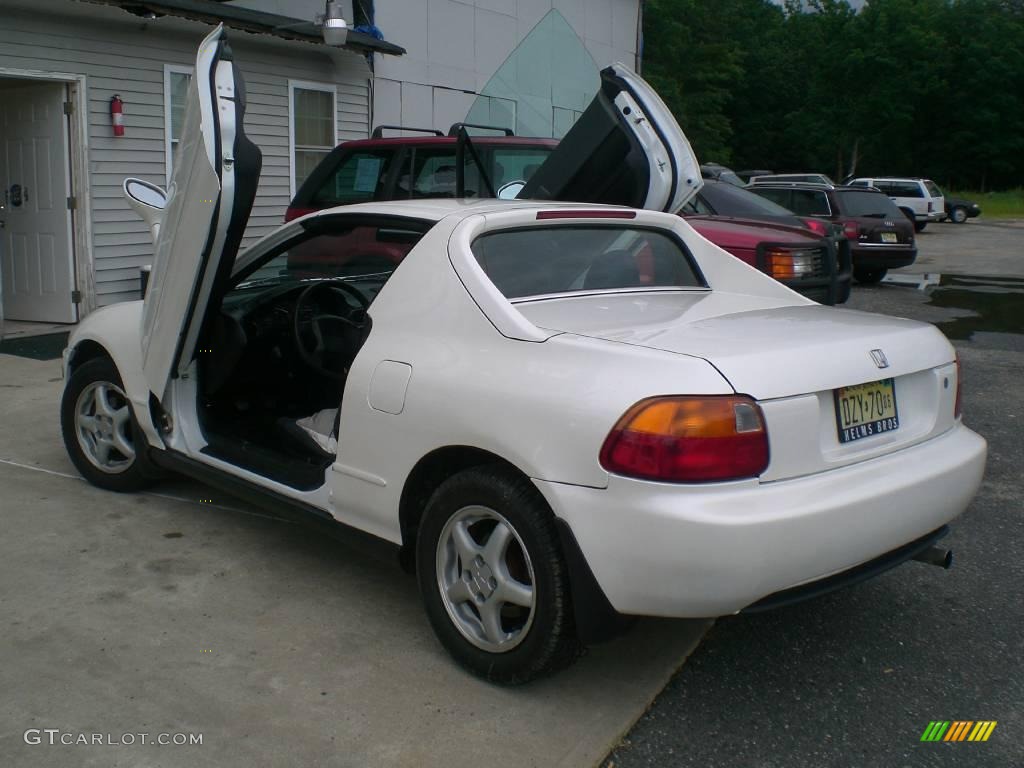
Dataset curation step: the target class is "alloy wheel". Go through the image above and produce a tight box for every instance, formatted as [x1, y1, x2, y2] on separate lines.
[435, 505, 536, 652]
[74, 380, 135, 474]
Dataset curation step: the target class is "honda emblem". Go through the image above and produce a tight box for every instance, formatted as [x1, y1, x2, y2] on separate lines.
[870, 349, 889, 368]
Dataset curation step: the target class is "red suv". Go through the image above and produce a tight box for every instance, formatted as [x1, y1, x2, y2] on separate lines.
[287, 67, 849, 304]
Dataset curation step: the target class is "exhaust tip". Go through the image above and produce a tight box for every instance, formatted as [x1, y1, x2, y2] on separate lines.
[913, 546, 953, 570]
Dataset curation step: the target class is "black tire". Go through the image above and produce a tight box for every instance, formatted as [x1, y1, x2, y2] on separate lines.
[950, 206, 968, 224]
[854, 267, 887, 284]
[836, 279, 852, 304]
[914, 220, 927, 233]
[61, 357, 153, 492]
[416, 465, 581, 684]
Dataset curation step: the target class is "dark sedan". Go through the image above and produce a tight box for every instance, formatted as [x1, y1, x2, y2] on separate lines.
[944, 196, 982, 224]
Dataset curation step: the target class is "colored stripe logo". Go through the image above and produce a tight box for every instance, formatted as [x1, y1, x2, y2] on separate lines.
[921, 721, 997, 742]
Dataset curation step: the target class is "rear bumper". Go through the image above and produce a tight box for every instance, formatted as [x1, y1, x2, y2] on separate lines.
[535, 424, 986, 618]
[851, 243, 917, 270]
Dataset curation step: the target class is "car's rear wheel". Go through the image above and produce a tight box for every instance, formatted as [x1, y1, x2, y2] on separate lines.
[950, 206, 968, 224]
[61, 357, 153, 492]
[854, 267, 887, 284]
[416, 465, 581, 684]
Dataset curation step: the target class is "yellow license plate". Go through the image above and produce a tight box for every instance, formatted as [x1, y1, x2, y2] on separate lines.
[834, 378, 900, 444]
[881, 232, 898, 243]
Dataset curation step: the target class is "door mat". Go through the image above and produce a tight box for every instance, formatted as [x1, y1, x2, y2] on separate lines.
[0, 331, 69, 361]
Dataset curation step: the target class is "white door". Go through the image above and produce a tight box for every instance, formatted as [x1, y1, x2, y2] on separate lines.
[142, 25, 262, 402]
[0, 81, 76, 323]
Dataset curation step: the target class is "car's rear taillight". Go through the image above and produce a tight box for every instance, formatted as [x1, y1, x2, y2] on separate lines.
[765, 248, 819, 279]
[842, 220, 861, 239]
[285, 206, 317, 222]
[928, 202, 934, 212]
[954, 354, 963, 419]
[599, 396, 769, 483]
[800, 217, 829, 237]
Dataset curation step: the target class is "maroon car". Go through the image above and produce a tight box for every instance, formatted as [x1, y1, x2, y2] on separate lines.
[287, 125, 849, 303]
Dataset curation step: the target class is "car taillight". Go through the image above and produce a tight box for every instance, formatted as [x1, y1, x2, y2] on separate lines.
[285, 206, 317, 222]
[954, 354, 963, 419]
[599, 396, 769, 483]
[801, 217, 829, 237]
[842, 220, 860, 239]
[928, 202, 934, 212]
[765, 248, 819, 279]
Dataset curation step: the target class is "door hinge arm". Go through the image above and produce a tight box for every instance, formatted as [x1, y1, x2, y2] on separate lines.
[67, 196, 77, 210]
[63, 101, 74, 116]
[71, 290, 82, 304]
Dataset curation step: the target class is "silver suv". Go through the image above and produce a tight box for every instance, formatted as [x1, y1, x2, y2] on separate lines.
[846, 177, 944, 232]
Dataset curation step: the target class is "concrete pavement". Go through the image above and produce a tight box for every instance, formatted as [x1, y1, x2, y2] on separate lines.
[0, 354, 710, 768]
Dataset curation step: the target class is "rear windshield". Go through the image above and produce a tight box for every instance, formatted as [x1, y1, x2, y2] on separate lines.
[471, 226, 703, 299]
[835, 190, 903, 218]
[925, 180, 943, 197]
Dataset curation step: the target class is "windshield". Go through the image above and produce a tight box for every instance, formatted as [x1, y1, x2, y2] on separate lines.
[836, 190, 903, 218]
[471, 226, 704, 300]
[700, 182, 798, 218]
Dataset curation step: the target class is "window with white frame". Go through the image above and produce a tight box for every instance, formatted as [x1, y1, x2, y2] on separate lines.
[289, 81, 337, 195]
[164, 64, 194, 184]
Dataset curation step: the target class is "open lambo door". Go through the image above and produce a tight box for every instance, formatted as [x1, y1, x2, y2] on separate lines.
[140, 25, 261, 404]
[516, 63, 702, 213]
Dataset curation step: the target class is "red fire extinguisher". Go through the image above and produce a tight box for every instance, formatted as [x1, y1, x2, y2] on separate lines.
[110, 95, 124, 137]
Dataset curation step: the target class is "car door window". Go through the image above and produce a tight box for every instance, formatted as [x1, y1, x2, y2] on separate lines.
[787, 189, 831, 216]
[310, 150, 397, 206]
[890, 181, 923, 197]
[750, 188, 791, 210]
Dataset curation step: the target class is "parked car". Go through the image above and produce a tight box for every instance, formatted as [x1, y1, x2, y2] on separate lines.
[700, 162, 747, 187]
[749, 172, 836, 186]
[943, 195, 982, 224]
[681, 180, 852, 303]
[750, 183, 916, 284]
[291, 132, 850, 305]
[846, 177, 943, 232]
[60, 27, 987, 684]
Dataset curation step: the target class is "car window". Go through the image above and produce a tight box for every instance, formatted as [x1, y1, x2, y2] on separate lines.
[471, 226, 703, 299]
[888, 181, 924, 197]
[848, 180, 870, 187]
[835, 190, 903, 218]
[235, 222, 431, 293]
[787, 189, 831, 216]
[925, 180, 943, 197]
[491, 148, 553, 189]
[681, 194, 714, 215]
[702, 182, 798, 218]
[310, 150, 396, 206]
[747, 187, 791, 210]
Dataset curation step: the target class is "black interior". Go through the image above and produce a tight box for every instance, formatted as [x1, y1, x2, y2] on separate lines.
[193, 220, 428, 490]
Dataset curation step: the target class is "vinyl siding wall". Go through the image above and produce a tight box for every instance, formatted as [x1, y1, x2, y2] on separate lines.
[0, 2, 371, 308]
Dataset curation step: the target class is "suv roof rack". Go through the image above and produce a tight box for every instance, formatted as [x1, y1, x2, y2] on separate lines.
[370, 125, 444, 139]
[447, 122, 514, 137]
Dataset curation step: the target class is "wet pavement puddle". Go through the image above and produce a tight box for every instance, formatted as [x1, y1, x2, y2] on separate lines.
[925, 274, 1024, 345]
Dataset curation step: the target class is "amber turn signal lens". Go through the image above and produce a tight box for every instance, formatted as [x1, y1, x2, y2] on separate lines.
[599, 396, 770, 483]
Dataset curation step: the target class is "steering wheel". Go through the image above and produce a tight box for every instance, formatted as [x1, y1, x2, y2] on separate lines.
[292, 280, 371, 379]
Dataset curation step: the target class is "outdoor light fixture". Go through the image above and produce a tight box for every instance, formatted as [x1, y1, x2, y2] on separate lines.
[322, 0, 349, 47]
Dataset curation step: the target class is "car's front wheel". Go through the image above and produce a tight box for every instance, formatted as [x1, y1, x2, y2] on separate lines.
[61, 357, 153, 492]
[854, 267, 888, 284]
[950, 206, 968, 224]
[416, 465, 581, 684]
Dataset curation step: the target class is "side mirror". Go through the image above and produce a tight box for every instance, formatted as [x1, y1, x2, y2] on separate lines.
[123, 177, 167, 243]
[497, 180, 526, 200]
